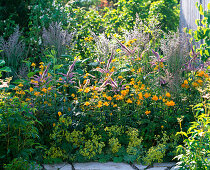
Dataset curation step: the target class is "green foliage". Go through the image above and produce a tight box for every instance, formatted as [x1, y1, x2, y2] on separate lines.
[175, 83, 210, 169]
[186, 2, 210, 62]
[0, 92, 40, 167]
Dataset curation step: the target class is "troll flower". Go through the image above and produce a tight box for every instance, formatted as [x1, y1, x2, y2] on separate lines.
[197, 79, 203, 84]
[26, 98, 31, 102]
[39, 62, 44, 65]
[165, 100, 175, 106]
[192, 82, 199, 87]
[137, 100, 142, 105]
[84, 88, 90, 93]
[121, 90, 128, 96]
[78, 89, 83, 92]
[166, 92, 171, 98]
[13, 86, 19, 91]
[34, 92, 40, 96]
[84, 102, 90, 106]
[41, 88, 47, 93]
[53, 123, 56, 127]
[107, 96, 112, 100]
[18, 83, 23, 87]
[131, 68, 135, 72]
[113, 104, 117, 107]
[145, 110, 151, 115]
[184, 80, 188, 85]
[31, 63, 36, 67]
[109, 113, 113, 116]
[181, 84, 185, 88]
[152, 95, 158, 101]
[48, 87, 52, 91]
[204, 74, 209, 78]
[58, 112, 62, 116]
[159, 96, 162, 100]
[126, 99, 132, 103]
[197, 71, 205, 77]
[144, 93, 151, 98]
[71, 94, 75, 98]
[104, 102, 109, 106]
[138, 92, 144, 100]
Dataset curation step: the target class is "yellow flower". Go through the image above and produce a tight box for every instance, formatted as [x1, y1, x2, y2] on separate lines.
[166, 92, 171, 98]
[197, 79, 203, 85]
[84, 102, 90, 106]
[39, 62, 44, 65]
[58, 111, 62, 116]
[145, 110, 151, 115]
[30, 87, 34, 92]
[44, 101, 48, 104]
[116, 49, 121, 53]
[165, 100, 175, 106]
[152, 95, 158, 101]
[131, 68, 135, 72]
[192, 82, 199, 87]
[144, 92, 151, 98]
[204, 74, 209, 78]
[71, 93, 75, 97]
[126, 99, 132, 103]
[106, 96, 112, 101]
[53, 123, 56, 127]
[181, 84, 185, 88]
[113, 104, 117, 107]
[104, 102, 109, 106]
[184, 80, 188, 84]
[48, 87, 52, 91]
[59, 77, 63, 81]
[161, 125, 164, 129]
[138, 92, 144, 100]
[41, 88, 47, 93]
[197, 70, 205, 77]
[26, 98, 31, 102]
[125, 85, 130, 89]
[18, 83, 23, 87]
[31, 63, 36, 67]
[110, 113, 113, 116]
[84, 88, 90, 93]
[78, 88, 83, 92]
[34, 92, 40, 96]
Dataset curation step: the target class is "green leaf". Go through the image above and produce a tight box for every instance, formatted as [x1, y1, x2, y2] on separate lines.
[27, 72, 35, 78]
[53, 64, 63, 70]
[0, 67, 11, 72]
[0, 60, 5, 66]
[176, 131, 188, 138]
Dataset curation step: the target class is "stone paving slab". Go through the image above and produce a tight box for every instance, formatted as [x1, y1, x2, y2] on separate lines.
[147, 167, 168, 170]
[73, 162, 134, 170]
[153, 162, 176, 167]
[133, 163, 148, 170]
[43, 163, 72, 170]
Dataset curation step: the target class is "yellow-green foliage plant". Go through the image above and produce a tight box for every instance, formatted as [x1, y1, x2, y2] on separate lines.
[44, 115, 143, 163]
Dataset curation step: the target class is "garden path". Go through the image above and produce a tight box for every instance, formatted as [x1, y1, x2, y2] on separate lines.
[43, 162, 177, 170]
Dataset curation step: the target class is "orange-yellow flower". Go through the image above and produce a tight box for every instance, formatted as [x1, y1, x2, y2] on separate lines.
[152, 95, 158, 101]
[53, 123, 56, 127]
[145, 110, 151, 115]
[118, 76, 123, 79]
[192, 82, 199, 87]
[197, 79, 203, 85]
[31, 63, 36, 67]
[165, 100, 175, 106]
[84, 88, 90, 93]
[113, 104, 117, 107]
[78, 88, 83, 92]
[58, 111, 62, 116]
[144, 92, 151, 98]
[29, 87, 34, 92]
[197, 70, 205, 77]
[181, 84, 185, 88]
[104, 102, 109, 106]
[18, 83, 23, 87]
[126, 99, 132, 103]
[110, 113, 113, 116]
[166, 92, 171, 98]
[34, 92, 40, 96]
[41, 88, 47, 93]
[184, 80, 188, 84]
[138, 92, 144, 100]
[106, 96, 112, 100]
[84, 102, 90, 106]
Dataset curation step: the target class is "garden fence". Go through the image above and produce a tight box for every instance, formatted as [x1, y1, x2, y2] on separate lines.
[180, 0, 209, 32]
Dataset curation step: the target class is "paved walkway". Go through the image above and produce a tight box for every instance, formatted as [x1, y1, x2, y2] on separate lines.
[43, 162, 178, 170]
